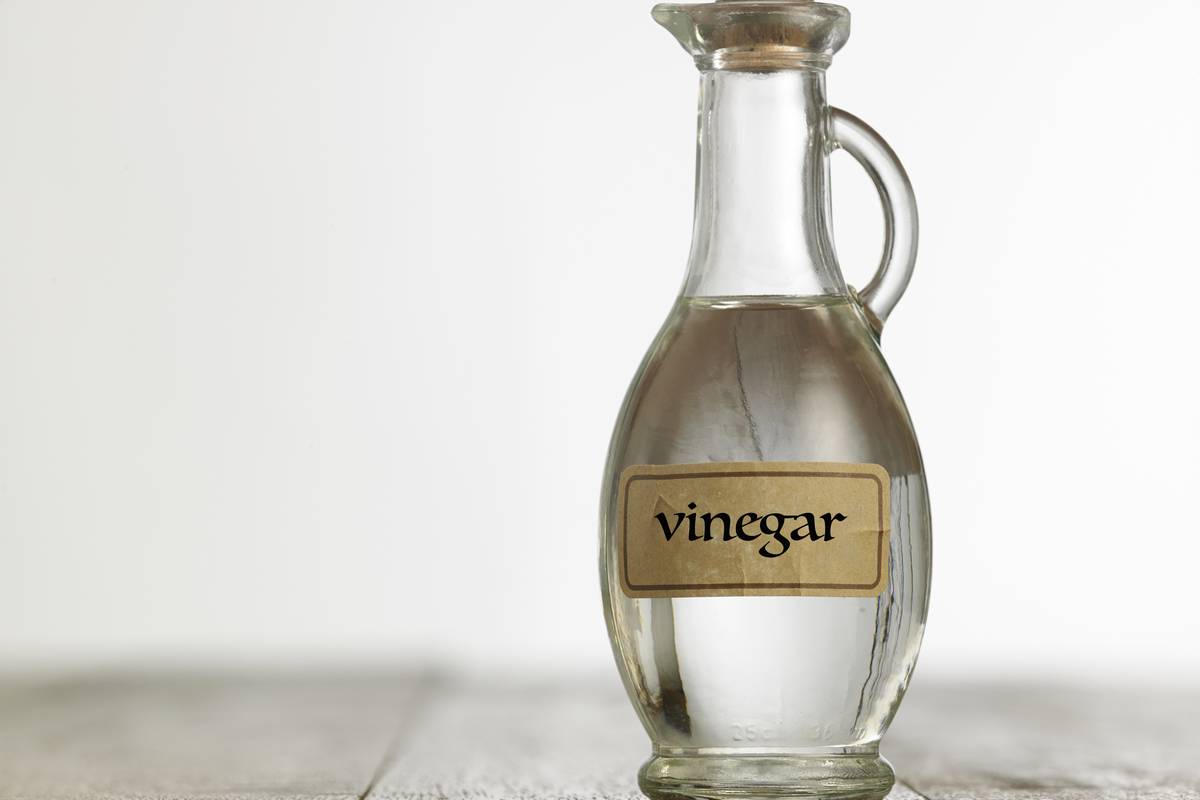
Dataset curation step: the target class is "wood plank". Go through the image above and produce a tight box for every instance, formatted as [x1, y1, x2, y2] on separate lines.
[2, 672, 1197, 800]
[885, 680, 1200, 800]
[0, 672, 424, 800]
[367, 672, 647, 800]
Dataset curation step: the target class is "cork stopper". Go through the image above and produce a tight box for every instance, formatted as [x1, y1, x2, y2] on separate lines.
[652, 1, 850, 70]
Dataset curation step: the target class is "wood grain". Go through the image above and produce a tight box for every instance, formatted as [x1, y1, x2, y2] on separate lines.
[1, 672, 1197, 800]
[0, 672, 422, 800]
[368, 673, 646, 800]
[885, 680, 1200, 800]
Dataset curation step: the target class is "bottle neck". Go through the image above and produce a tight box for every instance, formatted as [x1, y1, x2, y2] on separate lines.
[681, 68, 846, 300]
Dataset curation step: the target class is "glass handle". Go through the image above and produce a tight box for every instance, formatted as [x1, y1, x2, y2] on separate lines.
[830, 107, 918, 336]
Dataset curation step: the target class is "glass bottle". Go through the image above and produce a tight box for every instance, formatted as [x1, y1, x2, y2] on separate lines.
[599, 3, 931, 799]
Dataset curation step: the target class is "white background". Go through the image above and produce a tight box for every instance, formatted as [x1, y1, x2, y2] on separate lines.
[1, 0, 1198, 685]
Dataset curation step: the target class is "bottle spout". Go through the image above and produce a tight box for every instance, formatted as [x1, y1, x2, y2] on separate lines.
[652, 1, 850, 70]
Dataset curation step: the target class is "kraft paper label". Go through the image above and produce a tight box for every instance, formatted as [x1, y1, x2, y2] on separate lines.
[618, 462, 889, 598]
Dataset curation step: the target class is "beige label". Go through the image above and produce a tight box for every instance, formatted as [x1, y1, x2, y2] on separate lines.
[618, 462, 889, 598]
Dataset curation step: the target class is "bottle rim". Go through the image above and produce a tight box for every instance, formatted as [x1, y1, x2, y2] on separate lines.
[652, 1, 851, 71]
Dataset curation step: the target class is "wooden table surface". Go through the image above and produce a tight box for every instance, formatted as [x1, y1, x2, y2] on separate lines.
[0, 672, 1197, 800]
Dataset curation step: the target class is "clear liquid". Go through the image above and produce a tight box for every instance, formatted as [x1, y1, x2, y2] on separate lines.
[600, 295, 930, 757]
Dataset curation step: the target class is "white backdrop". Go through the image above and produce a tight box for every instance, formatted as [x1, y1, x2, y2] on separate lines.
[1, 0, 1198, 684]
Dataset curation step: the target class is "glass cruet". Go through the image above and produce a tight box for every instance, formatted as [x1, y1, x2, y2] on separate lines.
[598, 2, 931, 800]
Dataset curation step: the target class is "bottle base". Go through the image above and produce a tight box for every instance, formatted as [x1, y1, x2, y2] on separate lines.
[638, 753, 895, 800]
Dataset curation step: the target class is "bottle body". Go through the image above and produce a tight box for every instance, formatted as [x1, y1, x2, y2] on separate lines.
[600, 295, 930, 798]
[602, 5, 929, 798]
